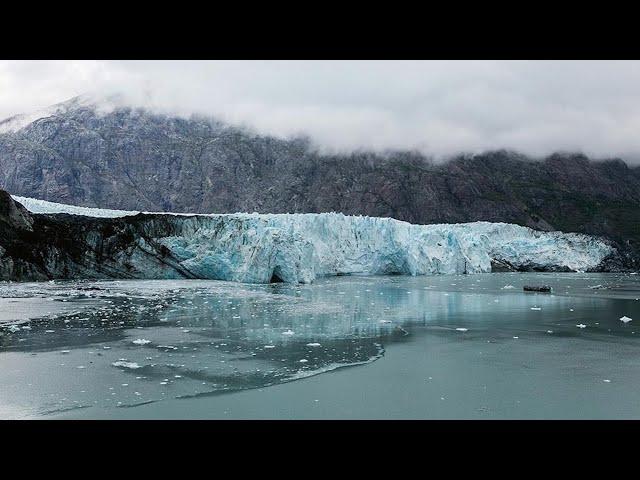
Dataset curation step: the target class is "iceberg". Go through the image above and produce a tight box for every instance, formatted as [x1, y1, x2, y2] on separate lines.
[4, 194, 615, 284]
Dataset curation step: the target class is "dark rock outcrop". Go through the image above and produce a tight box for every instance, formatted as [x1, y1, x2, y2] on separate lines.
[0, 193, 191, 281]
[0, 190, 33, 231]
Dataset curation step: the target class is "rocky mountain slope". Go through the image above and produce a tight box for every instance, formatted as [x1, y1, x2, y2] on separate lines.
[1, 97, 638, 266]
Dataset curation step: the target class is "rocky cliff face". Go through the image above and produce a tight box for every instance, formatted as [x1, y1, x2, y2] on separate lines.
[1, 97, 639, 266]
[0, 190, 33, 231]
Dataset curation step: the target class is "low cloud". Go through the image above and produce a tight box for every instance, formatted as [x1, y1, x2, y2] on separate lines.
[2, 60, 640, 162]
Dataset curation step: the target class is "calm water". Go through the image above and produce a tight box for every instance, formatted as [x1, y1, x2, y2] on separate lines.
[0, 273, 639, 419]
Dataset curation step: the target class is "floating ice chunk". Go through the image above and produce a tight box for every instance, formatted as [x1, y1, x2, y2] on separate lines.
[306, 343, 321, 347]
[112, 361, 142, 369]
[530, 307, 542, 311]
[132, 339, 151, 345]
[299, 359, 308, 363]
[7, 325, 21, 333]
[502, 285, 515, 289]
[546, 330, 553, 334]
[620, 316, 633, 323]
[576, 324, 587, 329]
[455, 328, 468, 332]
[264, 345, 276, 349]
[603, 379, 611, 383]
[282, 329, 295, 336]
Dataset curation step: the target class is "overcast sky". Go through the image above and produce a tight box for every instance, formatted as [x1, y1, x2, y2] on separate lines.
[2, 60, 640, 161]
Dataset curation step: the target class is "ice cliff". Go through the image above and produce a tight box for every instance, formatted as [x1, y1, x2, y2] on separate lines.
[2, 194, 615, 283]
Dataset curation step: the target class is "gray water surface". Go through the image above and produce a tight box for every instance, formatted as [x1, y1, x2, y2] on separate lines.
[1, 273, 639, 419]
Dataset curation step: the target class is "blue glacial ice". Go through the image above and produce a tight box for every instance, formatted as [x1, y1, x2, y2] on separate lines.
[12, 195, 614, 284]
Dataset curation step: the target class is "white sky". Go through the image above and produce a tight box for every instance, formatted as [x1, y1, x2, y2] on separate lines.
[2, 60, 640, 161]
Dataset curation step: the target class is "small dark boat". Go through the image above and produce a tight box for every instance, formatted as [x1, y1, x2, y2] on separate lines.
[523, 285, 552, 292]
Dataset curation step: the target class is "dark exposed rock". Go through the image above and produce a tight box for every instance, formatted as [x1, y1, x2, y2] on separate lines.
[523, 285, 552, 292]
[589, 251, 640, 273]
[490, 259, 518, 272]
[0, 193, 191, 281]
[0, 189, 33, 231]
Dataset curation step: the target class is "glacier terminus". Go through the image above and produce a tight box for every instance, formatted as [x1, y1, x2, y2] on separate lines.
[0, 192, 615, 284]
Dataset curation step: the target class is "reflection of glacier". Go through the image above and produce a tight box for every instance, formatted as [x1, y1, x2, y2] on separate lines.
[14, 195, 613, 284]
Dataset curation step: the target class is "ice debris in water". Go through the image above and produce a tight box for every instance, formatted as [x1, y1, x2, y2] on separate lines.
[132, 339, 151, 345]
[282, 329, 295, 336]
[576, 324, 587, 329]
[112, 360, 142, 369]
[455, 328, 468, 332]
[530, 307, 542, 311]
[306, 343, 322, 347]
[620, 316, 633, 323]
[502, 285, 515, 289]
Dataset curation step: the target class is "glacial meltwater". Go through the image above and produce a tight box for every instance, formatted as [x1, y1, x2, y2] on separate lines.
[1, 273, 639, 419]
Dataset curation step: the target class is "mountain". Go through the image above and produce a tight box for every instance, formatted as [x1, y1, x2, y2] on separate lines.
[1, 97, 639, 267]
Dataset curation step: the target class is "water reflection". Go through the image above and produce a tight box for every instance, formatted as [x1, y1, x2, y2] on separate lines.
[0, 273, 639, 418]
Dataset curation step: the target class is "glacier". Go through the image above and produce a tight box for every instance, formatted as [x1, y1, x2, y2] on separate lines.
[12, 195, 141, 218]
[5, 194, 615, 284]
